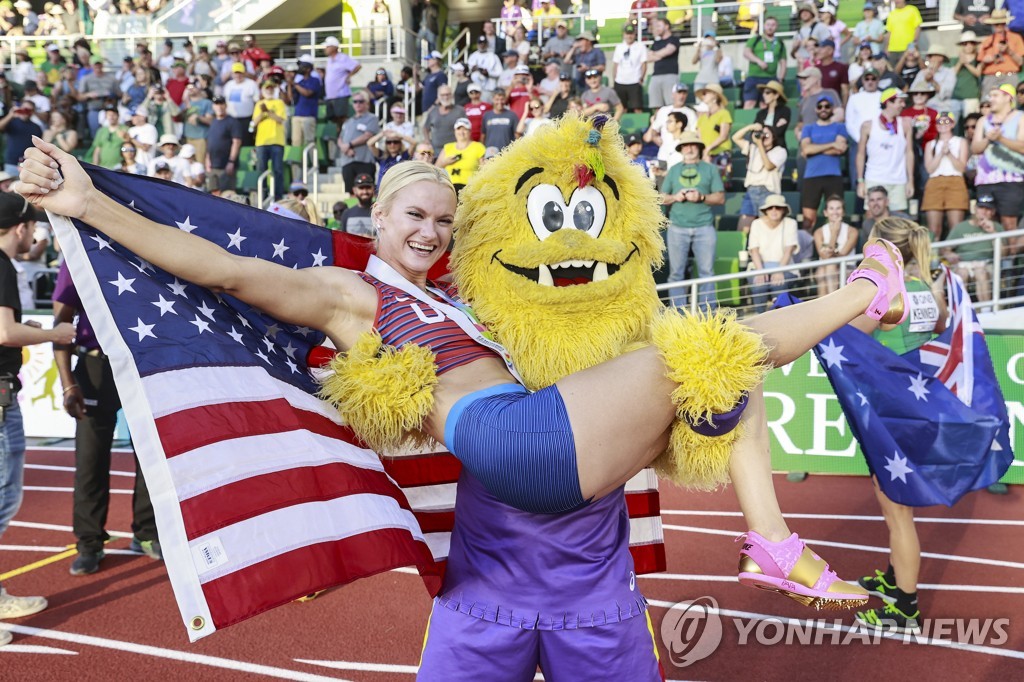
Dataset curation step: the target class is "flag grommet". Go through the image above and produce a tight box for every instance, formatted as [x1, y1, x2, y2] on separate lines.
[190, 616, 206, 630]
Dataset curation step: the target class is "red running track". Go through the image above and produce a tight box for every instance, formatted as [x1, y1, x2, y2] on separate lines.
[1, 446, 1022, 681]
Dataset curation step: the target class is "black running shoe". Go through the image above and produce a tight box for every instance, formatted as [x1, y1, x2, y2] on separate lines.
[855, 603, 921, 635]
[858, 569, 897, 603]
[69, 550, 104, 576]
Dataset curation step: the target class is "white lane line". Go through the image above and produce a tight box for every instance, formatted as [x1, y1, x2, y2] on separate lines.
[0, 546, 146, 557]
[0, 644, 78, 655]
[25, 464, 135, 478]
[662, 510, 1024, 527]
[663, 524, 1024, 570]
[9, 521, 132, 538]
[295, 660, 418, 675]
[23, 487, 133, 495]
[646, 599, 1024, 661]
[0, 624, 352, 681]
[638, 573, 1024, 595]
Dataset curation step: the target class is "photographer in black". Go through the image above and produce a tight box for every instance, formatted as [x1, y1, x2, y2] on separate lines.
[731, 122, 789, 233]
[0, 192, 75, 645]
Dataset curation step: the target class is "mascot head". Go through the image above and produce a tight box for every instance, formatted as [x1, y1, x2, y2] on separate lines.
[452, 115, 666, 389]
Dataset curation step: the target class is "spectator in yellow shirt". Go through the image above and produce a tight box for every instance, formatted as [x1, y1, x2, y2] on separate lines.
[252, 81, 287, 200]
[533, 0, 562, 40]
[884, 0, 922, 65]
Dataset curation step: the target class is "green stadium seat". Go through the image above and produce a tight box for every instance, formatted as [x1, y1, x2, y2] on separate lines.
[732, 108, 758, 128]
[724, 192, 744, 215]
[714, 230, 747, 307]
[238, 146, 257, 171]
[619, 112, 651, 135]
[283, 145, 305, 165]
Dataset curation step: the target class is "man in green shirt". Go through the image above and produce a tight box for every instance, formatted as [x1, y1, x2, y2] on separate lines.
[941, 193, 1003, 303]
[90, 107, 128, 168]
[659, 131, 726, 310]
[742, 16, 787, 109]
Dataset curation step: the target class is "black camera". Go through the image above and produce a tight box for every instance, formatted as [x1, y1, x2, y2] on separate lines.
[0, 375, 14, 409]
[751, 131, 762, 140]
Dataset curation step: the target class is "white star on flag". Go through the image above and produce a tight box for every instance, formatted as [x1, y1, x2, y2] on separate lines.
[856, 391, 869, 406]
[151, 295, 177, 316]
[90, 234, 113, 251]
[818, 338, 848, 369]
[128, 318, 156, 341]
[132, 258, 155, 274]
[197, 301, 217, 320]
[908, 373, 930, 401]
[311, 249, 327, 267]
[167, 278, 188, 297]
[271, 238, 290, 260]
[109, 272, 137, 295]
[226, 228, 247, 250]
[265, 323, 282, 339]
[261, 337, 276, 354]
[176, 216, 198, 233]
[281, 341, 297, 359]
[227, 326, 245, 344]
[255, 349, 270, 364]
[294, 326, 313, 337]
[236, 313, 252, 329]
[284, 358, 298, 374]
[884, 452, 914, 483]
[189, 315, 211, 334]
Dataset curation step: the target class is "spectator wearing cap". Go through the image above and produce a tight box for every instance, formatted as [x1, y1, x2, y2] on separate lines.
[796, 67, 843, 133]
[818, 4, 851, 60]
[971, 82, 1024, 246]
[288, 56, 322, 151]
[659, 130, 726, 310]
[463, 84, 492, 142]
[544, 72, 575, 119]
[147, 133, 189, 184]
[218, 43, 249, 88]
[941, 194, 1003, 303]
[581, 69, 624, 121]
[156, 40, 176, 80]
[223, 62, 259, 145]
[955, 0, 996, 36]
[211, 40, 232, 80]
[206, 95, 244, 192]
[624, 132, 650, 175]
[165, 59, 190, 107]
[861, 52, 905, 92]
[0, 101, 44, 177]
[800, 92, 849, 232]
[40, 44, 66, 90]
[883, 0, 922, 64]
[240, 34, 271, 74]
[323, 36, 361, 128]
[611, 24, 648, 114]
[423, 84, 465, 153]
[895, 43, 924, 90]
[753, 80, 791, 137]
[646, 17, 679, 113]
[742, 16, 787, 109]
[534, 0, 562, 40]
[537, 59, 563, 100]
[384, 104, 415, 142]
[11, 49, 36, 87]
[337, 91, 380, 193]
[76, 57, 120, 137]
[977, 9, 1024, 93]
[911, 46, 956, 118]
[252, 80, 287, 199]
[436, 117, 486, 193]
[468, 36, 504, 102]
[645, 83, 696, 150]
[141, 84, 181, 141]
[127, 106, 158, 165]
[506, 64, 538, 120]
[849, 42, 875, 87]
[183, 79, 213, 165]
[856, 87, 913, 212]
[542, 20, 575, 71]
[902, 82, 939, 173]
[845, 67, 881, 170]
[565, 31, 605, 92]
[179, 144, 206, 190]
[339, 173, 377, 237]
[853, 4, 886, 55]
[368, 128, 413, 186]
[816, 39, 849, 105]
[953, 33, 983, 119]
[791, 3, 831, 64]
[421, 51, 448, 112]
[921, 110, 970, 239]
[82, 107, 124, 170]
[748, 193, 800, 313]
[695, 84, 732, 173]
[496, 50, 521, 92]
[481, 91, 519, 150]
[367, 68, 394, 106]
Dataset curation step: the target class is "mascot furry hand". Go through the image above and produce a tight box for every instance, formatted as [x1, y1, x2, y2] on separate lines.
[452, 115, 768, 489]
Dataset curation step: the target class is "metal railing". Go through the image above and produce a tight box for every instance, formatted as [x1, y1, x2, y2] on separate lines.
[301, 142, 319, 208]
[256, 168, 275, 208]
[659, 228, 1024, 317]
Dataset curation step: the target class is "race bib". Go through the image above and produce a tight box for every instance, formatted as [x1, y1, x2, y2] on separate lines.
[907, 290, 939, 334]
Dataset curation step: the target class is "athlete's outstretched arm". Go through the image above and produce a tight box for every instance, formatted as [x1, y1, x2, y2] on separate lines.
[16, 137, 373, 342]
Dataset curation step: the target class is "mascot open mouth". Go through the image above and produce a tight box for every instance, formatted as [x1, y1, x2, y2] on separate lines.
[493, 244, 639, 287]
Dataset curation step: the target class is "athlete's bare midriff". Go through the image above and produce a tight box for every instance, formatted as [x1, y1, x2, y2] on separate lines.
[423, 356, 520, 443]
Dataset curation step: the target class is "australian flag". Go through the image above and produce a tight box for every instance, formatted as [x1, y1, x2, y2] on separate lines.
[777, 272, 1013, 507]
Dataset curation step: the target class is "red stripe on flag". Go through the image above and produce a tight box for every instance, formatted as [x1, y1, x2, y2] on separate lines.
[625, 490, 661, 518]
[179, 462, 413, 539]
[156, 399, 362, 457]
[414, 509, 457, 534]
[202, 528, 443, 629]
[630, 542, 667, 575]
[382, 452, 462, 487]
[330, 230, 375, 269]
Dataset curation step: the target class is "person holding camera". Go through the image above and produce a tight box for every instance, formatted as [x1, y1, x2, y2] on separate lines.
[436, 117, 486, 193]
[732, 123, 788, 233]
[0, 193, 76, 645]
[977, 9, 1023, 94]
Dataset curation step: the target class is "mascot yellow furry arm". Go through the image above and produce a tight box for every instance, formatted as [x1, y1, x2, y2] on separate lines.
[451, 114, 768, 489]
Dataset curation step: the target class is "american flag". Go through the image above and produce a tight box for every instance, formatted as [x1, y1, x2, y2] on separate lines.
[50, 166, 664, 641]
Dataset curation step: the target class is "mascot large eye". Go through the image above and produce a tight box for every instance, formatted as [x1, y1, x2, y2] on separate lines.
[526, 184, 569, 240]
[567, 186, 607, 239]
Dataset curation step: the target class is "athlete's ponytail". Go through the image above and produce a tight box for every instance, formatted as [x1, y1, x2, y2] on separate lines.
[869, 216, 934, 285]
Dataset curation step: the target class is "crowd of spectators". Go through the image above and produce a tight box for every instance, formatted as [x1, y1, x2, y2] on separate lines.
[0, 0, 176, 38]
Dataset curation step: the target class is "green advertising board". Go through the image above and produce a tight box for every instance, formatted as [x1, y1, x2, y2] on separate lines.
[763, 332, 1024, 485]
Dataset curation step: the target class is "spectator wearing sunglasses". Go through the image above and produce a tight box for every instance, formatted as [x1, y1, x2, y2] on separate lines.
[336, 93, 380, 193]
[367, 129, 414, 187]
[800, 93, 850, 232]
[856, 88, 914, 212]
[845, 66, 882, 176]
[114, 143, 147, 175]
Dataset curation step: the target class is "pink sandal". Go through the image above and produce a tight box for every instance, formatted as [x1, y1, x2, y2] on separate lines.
[737, 532, 868, 611]
[847, 238, 908, 325]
